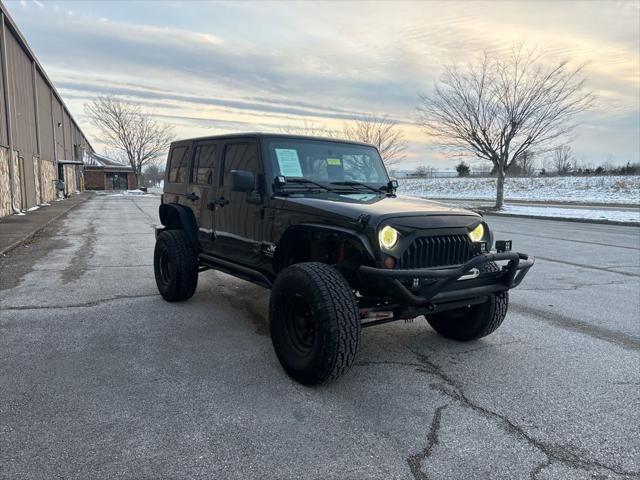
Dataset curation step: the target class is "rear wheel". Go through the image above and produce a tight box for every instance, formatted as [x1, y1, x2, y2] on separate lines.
[154, 230, 198, 302]
[269, 262, 360, 385]
[426, 262, 508, 341]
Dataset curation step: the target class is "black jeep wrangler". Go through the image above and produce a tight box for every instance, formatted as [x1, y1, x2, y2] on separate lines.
[154, 133, 533, 385]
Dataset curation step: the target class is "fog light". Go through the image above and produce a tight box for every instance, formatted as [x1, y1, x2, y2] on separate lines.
[472, 241, 488, 255]
[496, 240, 512, 253]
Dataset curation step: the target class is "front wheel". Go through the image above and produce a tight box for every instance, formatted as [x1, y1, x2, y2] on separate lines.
[269, 262, 360, 385]
[426, 291, 509, 341]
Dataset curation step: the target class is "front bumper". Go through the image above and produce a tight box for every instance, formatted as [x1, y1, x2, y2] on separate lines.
[359, 252, 534, 306]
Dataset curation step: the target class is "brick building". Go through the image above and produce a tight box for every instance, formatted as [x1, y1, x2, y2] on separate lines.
[84, 152, 135, 190]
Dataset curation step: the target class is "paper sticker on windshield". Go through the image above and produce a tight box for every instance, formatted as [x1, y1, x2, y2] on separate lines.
[327, 158, 342, 166]
[275, 149, 303, 177]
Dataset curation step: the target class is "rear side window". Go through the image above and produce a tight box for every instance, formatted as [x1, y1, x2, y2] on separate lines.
[191, 143, 218, 184]
[168, 146, 190, 183]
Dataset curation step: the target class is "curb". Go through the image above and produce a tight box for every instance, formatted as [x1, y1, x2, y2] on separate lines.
[0, 194, 94, 257]
[425, 197, 638, 209]
[481, 211, 640, 227]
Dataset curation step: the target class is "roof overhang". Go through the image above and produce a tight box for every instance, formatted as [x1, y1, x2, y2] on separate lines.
[58, 159, 84, 165]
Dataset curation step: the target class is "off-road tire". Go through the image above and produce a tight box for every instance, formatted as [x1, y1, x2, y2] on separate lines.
[154, 230, 198, 302]
[269, 262, 360, 385]
[426, 262, 508, 341]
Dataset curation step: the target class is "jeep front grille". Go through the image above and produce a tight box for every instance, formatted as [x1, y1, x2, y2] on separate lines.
[397, 234, 474, 269]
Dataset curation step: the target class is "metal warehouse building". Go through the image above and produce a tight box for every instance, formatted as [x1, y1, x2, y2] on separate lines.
[0, 2, 92, 218]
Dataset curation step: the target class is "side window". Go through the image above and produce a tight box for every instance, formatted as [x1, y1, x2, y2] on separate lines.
[191, 143, 218, 185]
[221, 142, 258, 186]
[168, 146, 190, 183]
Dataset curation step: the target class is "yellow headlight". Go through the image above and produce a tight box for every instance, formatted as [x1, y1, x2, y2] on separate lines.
[379, 226, 399, 249]
[469, 223, 485, 242]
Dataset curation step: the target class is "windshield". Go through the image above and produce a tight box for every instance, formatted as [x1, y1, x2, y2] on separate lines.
[264, 138, 389, 188]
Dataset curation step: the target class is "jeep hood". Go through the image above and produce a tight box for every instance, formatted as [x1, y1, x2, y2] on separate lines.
[277, 194, 481, 227]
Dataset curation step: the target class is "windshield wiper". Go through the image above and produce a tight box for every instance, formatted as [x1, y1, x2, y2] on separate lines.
[278, 178, 333, 193]
[330, 181, 384, 194]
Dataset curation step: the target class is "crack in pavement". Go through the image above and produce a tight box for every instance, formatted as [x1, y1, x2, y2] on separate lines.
[130, 197, 159, 226]
[0, 293, 161, 311]
[510, 303, 640, 352]
[518, 279, 629, 292]
[535, 256, 640, 278]
[407, 352, 640, 479]
[449, 339, 522, 356]
[356, 360, 424, 369]
[407, 404, 449, 480]
[32, 264, 153, 272]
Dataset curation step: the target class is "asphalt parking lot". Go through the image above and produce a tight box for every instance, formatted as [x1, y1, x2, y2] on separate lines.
[1, 194, 638, 480]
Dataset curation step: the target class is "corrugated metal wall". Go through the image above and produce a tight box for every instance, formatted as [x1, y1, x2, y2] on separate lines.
[0, 19, 6, 147]
[1, 4, 93, 215]
[5, 28, 37, 159]
[62, 109, 71, 160]
[51, 96, 64, 161]
[72, 125, 79, 160]
[36, 71, 54, 161]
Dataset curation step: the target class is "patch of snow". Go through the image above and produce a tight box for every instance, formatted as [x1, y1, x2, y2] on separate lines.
[40, 203, 51, 206]
[101, 190, 155, 197]
[27, 206, 39, 212]
[98, 189, 156, 197]
[398, 175, 640, 205]
[497, 205, 640, 224]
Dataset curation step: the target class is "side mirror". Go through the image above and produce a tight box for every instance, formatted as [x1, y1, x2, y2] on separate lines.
[231, 170, 255, 192]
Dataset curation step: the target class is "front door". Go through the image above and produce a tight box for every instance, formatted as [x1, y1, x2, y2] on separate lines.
[212, 140, 263, 266]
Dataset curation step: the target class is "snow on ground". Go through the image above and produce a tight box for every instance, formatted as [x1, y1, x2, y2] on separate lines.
[498, 205, 640, 224]
[398, 175, 640, 205]
[95, 189, 156, 197]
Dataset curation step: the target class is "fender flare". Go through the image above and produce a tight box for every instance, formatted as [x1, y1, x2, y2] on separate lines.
[273, 223, 376, 272]
[158, 203, 200, 249]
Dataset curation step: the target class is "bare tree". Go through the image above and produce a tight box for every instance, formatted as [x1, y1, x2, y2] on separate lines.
[514, 150, 537, 176]
[278, 120, 339, 138]
[343, 116, 407, 166]
[280, 116, 408, 167]
[552, 145, 574, 174]
[140, 161, 165, 187]
[414, 165, 429, 177]
[417, 46, 593, 207]
[85, 96, 174, 187]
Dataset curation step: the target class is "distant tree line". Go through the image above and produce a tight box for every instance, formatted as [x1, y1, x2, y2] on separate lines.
[412, 145, 640, 178]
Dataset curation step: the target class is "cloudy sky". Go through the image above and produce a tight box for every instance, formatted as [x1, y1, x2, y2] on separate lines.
[5, 0, 639, 169]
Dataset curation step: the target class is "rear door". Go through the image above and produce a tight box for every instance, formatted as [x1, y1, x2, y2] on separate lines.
[189, 140, 220, 252]
[212, 139, 263, 266]
[163, 142, 201, 236]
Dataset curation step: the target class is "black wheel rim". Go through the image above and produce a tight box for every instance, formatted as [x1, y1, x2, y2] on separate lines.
[285, 294, 315, 356]
[159, 250, 171, 284]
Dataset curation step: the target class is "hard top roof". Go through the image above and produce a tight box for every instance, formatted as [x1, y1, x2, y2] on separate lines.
[170, 133, 375, 149]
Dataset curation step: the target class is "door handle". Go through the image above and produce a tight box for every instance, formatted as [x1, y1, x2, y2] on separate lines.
[215, 196, 229, 207]
[186, 192, 199, 202]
